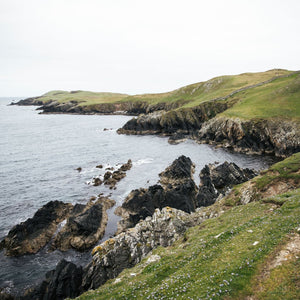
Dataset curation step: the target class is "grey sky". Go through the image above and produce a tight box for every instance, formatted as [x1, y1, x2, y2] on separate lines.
[1, 0, 299, 97]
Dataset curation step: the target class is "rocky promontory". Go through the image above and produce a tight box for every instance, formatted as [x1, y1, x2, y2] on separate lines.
[117, 99, 233, 137]
[0, 197, 115, 256]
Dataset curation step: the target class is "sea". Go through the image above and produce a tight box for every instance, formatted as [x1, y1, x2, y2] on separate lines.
[0, 97, 276, 295]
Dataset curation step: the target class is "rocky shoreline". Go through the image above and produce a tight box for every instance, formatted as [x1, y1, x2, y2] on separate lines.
[0, 156, 259, 299]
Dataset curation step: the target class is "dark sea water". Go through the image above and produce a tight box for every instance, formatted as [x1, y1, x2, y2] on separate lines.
[0, 98, 276, 295]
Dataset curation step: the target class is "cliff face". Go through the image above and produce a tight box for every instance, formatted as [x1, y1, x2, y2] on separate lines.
[117, 99, 233, 135]
[198, 116, 300, 157]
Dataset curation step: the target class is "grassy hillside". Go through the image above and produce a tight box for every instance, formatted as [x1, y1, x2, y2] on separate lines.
[120, 69, 292, 106]
[222, 72, 300, 120]
[35, 90, 128, 105]
[75, 153, 300, 300]
[33, 69, 292, 108]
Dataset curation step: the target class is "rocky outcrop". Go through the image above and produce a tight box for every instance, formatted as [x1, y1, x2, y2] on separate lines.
[22, 259, 83, 300]
[117, 99, 233, 136]
[196, 162, 257, 207]
[198, 117, 300, 158]
[115, 156, 198, 232]
[0, 201, 72, 256]
[82, 207, 194, 291]
[0, 196, 116, 256]
[52, 197, 115, 252]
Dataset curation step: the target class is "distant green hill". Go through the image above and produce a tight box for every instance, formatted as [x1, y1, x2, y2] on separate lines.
[27, 69, 300, 118]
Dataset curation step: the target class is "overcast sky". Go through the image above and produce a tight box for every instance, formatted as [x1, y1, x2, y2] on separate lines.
[1, 0, 299, 97]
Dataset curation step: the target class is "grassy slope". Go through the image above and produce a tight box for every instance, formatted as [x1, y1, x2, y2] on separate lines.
[222, 72, 300, 120]
[76, 154, 300, 300]
[36, 90, 128, 105]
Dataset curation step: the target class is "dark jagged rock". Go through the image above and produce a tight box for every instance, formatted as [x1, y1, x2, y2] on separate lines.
[22, 259, 83, 300]
[52, 197, 115, 252]
[102, 160, 132, 189]
[159, 155, 194, 185]
[103, 171, 112, 180]
[196, 162, 257, 207]
[116, 156, 198, 232]
[96, 164, 103, 169]
[76, 167, 82, 172]
[0, 201, 72, 256]
[198, 117, 300, 158]
[210, 161, 257, 193]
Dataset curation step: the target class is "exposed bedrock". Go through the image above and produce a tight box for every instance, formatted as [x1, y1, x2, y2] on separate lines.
[117, 100, 233, 136]
[116, 156, 256, 232]
[0, 197, 115, 256]
[52, 197, 115, 252]
[22, 259, 83, 300]
[196, 162, 257, 207]
[198, 117, 300, 157]
[0, 201, 72, 256]
[115, 155, 198, 231]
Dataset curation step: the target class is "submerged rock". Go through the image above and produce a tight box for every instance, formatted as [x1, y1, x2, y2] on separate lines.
[92, 160, 132, 189]
[0, 201, 72, 256]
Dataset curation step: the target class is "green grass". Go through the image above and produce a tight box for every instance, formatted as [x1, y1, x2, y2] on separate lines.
[76, 189, 300, 300]
[35, 90, 128, 105]
[254, 152, 300, 190]
[222, 73, 300, 120]
[224, 152, 300, 206]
